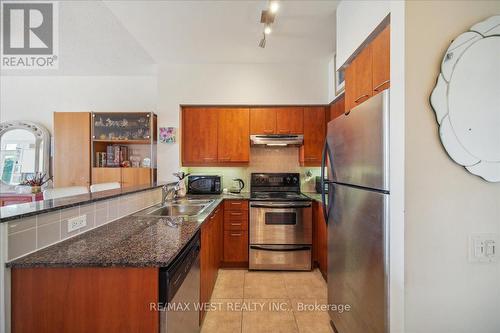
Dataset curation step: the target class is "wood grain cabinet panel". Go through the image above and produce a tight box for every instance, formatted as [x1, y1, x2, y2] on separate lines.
[54, 112, 91, 187]
[328, 95, 345, 123]
[372, 25, 390, 94]
[11, 267, 158, 333]
[121, 168, 151, 187]
[92, 167, 121, 185]
[200, 204, 223, 324]
[250, 108, 277, 134]
[223, 231, 248, 263]
[313, 201, 327, 281]
[217, 108, 250, 163]
[276, 107, 304, 134]
[300, 107, 326, 166]
[222, 200, 249, 266]
[345, 45, 373, 112]
[182, 108, 218, 165]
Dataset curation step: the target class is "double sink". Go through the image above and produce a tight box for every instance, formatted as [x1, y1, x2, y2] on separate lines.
[138, 199, 215, 217]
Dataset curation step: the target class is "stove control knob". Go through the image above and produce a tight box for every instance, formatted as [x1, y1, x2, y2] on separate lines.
[292, 176, 298, 184]
[286, 176, 291, 184]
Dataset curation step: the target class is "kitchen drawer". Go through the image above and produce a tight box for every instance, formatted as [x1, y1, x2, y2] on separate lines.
[224, 200, 249, 211]
[224, 218, 248, 231]
[224, 210, 248, 221]
[223, 230, 248, 263]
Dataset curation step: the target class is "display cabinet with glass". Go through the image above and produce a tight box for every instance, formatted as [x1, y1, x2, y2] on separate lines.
[91, 112, 157, 187]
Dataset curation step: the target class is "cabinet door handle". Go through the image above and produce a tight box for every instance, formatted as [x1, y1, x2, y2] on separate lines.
[230, 223, 242, 226]
[373, 80, 390, 92]
[278, 130, 291, 134]
[230, 233, 242, 237]
[263, 129, 274, 134]
[230, 212, 243, 216]
[304, 157, 316, 161]
[203, 157, 216, 161]
[230, 202, 242, 205]
[354, 94, 370, 104]
[219, 157, 231, 161]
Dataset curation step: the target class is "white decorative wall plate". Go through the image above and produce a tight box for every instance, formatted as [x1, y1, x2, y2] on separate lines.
[430, 16, 500, 182]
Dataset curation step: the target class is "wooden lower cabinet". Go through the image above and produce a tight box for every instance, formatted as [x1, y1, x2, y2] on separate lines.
[92, 167, 121, 184]
[92, 167, 152, 187]
[223, 231, 248, 263]
[313, 201, 328, 280]
[222, 200, 249, 267]
[121, 168, 151, 187]
[11, 267, 158, 333]
[200, 203, 223, 323]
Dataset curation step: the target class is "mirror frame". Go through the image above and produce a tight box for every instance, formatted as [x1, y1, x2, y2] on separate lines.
[430, 16, 500, 182]
[0, 121, 51, 186]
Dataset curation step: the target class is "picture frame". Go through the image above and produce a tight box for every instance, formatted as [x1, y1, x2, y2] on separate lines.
[334, 53, 345, 95]
[159, 127, 176, 144]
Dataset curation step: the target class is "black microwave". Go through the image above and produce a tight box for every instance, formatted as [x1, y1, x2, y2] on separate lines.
[187, 175, 222, 194]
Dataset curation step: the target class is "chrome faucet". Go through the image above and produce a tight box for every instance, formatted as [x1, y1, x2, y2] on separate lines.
[162, 182, 180, 204]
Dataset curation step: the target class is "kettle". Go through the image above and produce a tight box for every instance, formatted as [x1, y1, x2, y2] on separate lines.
[229, 178, 245, 194]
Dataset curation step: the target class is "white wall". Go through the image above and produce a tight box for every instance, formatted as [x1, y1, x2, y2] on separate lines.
[156, 62, 329, 180]
[336, 0, 390, 69]
[405, 2, 500, 332]
[0, 75, 158, 131]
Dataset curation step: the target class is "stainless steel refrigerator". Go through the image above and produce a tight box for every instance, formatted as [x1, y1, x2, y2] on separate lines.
[321, 90, 389, 333]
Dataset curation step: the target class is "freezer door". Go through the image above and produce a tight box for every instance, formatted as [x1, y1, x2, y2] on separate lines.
[327, 90, 389, 191]
[327, 183, 388, 333]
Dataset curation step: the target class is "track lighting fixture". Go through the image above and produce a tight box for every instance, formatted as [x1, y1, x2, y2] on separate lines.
[258, 1, 279, 48]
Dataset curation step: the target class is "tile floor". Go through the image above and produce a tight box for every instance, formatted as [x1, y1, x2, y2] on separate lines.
[201, 269, 333, 333]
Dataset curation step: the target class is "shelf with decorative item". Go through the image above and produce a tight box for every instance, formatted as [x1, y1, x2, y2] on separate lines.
[90, 112, 157, 187]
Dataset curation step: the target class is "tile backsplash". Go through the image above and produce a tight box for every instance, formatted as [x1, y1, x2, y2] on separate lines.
[6, 188, 162, 261]
[188, 147, 321, 192]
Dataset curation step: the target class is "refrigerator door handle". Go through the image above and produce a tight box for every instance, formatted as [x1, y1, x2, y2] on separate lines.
[321, 140, 334, 224]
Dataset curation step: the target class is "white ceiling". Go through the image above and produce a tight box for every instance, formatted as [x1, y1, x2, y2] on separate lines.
[1, 0, 337, 76]
[104, 0, 338, 64]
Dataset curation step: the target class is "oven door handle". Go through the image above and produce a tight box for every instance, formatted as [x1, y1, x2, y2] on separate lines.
[250, 203, 312, 209]
[250, 245, 311, 252]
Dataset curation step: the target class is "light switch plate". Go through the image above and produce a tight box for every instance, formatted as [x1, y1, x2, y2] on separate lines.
[469, 233, 498, 263]
[67, 215, 87, 233]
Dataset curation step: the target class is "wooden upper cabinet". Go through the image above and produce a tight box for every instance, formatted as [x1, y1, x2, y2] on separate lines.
[345, 24, 390, 112]
[372, 25, 390, 94]
[54, 112, 91, 187]
[276, 107, 304, 134]
[328, 95, 345, 123]
[345, 44, 373, 112]
[300, 107, 326, 166]
[182, 108, 218, 165]
[217, 108, 250, 163]
[250, 108, 276, 134]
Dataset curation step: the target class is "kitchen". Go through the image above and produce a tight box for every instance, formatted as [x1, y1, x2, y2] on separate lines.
[1, 1, 499, 333]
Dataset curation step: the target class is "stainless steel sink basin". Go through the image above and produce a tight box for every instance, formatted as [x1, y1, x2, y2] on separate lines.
[138, 199, 215, 217]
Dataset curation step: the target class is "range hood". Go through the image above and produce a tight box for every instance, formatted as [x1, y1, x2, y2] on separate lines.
[250, 134, 304, 147]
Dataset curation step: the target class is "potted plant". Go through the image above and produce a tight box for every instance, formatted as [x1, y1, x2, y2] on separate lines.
[20, 173, 52, 194]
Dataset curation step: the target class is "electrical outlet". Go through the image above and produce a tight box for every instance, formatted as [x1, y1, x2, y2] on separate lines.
[469, 233, 498, 263]
[67, 215, 87, 233]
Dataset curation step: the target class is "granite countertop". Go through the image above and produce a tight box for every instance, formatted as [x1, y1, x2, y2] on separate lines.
[6, 194, 251, 269]
[0, 182, 172, 223]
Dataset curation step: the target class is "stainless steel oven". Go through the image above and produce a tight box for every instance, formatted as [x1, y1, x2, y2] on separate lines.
[249, 201, 312, 270]
[250, 201, 312, 244]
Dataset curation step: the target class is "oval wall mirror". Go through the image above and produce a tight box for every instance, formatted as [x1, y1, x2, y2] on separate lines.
[430, 15, 500, 182]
